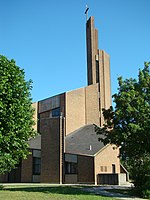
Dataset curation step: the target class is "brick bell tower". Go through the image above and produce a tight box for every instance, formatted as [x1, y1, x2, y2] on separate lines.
[85, 11, 112, 126]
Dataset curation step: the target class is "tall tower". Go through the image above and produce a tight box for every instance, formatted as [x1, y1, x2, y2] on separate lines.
[86, 16, 112, 125]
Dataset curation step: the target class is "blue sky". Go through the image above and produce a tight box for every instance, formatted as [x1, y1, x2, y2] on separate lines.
[0, 0, 150, 103]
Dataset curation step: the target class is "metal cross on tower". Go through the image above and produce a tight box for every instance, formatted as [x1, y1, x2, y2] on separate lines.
[85, 5, 89, 21]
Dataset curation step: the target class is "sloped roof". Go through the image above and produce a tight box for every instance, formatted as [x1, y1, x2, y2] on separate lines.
[65, 124, 105, 156]
[28, 134, 41, 150]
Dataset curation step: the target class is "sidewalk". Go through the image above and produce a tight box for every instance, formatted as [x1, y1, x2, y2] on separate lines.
[83, 185, 148, 200]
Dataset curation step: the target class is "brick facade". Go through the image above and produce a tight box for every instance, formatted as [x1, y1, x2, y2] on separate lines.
[40, 117, 63, 183]
[94, 145, 120, 184]
[21, 150, 33, 182]
[78, 155, 94, 184]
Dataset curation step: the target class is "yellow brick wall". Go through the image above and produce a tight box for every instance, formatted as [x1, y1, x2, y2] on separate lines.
[65, 84, 101, 135]
[65, 88, 86, 135]
[85, 84, 100, 126]
[99, 50, 111, 125]
[32, 102, 38, 131]
[94, 144, 120, 184]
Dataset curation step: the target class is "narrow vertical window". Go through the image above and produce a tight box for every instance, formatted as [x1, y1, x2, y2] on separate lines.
[112, 164, 116, 174]
[96, 60, 99, 83]
[33, 157, 41, 175]
[65, 162, 77, 174]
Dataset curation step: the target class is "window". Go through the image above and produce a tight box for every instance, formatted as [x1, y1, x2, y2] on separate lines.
[50, 107, 60, 118]
[65, 162, 77, 174]
[96, 60, 99, 83]
[33, 157, 41, 175]
[100, 166, 107, 172]
[112, 164, 116, 174]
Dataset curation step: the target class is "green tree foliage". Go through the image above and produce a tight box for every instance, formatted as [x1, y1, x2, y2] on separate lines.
[95, 62, 150, 194]
[0, 55, 36, 174]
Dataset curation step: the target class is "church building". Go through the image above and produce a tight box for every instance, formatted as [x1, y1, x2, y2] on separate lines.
[0, 16, 128, 185]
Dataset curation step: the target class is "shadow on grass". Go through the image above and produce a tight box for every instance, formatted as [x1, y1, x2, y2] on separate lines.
[2, 185, 95, 196]
[106, 188, 134, 196]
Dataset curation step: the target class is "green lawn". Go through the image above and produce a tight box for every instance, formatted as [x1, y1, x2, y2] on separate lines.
[106, 188, 150, 199]
[0, 185, 116, 200]
[106, 188, 134, 196]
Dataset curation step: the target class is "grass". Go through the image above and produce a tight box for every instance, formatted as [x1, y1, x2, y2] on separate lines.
[106, 188, 134, 196]
[0, 184, 116, 200]
[106, 188, 150, 199]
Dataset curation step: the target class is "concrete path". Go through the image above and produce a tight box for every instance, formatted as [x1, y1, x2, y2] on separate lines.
[83, 185, 148, 200]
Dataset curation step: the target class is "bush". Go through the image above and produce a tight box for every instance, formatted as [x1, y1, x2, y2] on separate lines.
[0, 185, 4, 190]
[142, 189, 150, 199]
[133, 180, 150, 199]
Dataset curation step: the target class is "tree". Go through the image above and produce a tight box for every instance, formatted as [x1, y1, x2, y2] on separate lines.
[95, 62, 150, 195]
[0, 55, 36, 174]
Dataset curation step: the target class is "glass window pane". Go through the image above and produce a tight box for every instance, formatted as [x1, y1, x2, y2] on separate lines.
[33, 157, 41, 175]
[52, 107, 60, 117]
